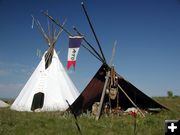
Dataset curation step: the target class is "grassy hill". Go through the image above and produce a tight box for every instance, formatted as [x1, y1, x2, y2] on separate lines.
[0, 96, 180, 135]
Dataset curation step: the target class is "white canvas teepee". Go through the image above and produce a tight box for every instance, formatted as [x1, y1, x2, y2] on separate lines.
[11, 50, 79, 111]
[0, 100, 9, 108]
[11, 14, 79, 112]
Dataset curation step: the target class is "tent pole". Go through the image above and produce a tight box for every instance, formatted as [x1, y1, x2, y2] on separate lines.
[54, 19, 66, 44]
[66, 100, 82, 135]
[81, 2, 106, 63]
[46, 10, 51, 38]
[73, 26, 105, 63]
[118, 84, 145, 117]
[42, 11, 104, 63]
[31, 15, 50, 45]
[96, 71, 110, 120]
[109, 41, 117, 66]
[43, 11, 73, 36]
[81, 44, 103, 62]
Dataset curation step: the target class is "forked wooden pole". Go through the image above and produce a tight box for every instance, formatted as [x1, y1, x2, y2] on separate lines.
[118, 84, 145, 117]
[96, 71, 110, 120]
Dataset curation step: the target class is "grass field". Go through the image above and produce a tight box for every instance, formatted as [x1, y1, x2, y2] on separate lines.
[0, 96, 180, 135]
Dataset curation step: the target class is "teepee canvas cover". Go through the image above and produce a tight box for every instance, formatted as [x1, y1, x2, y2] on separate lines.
[11, 50, 79, 111]
[11, 15, 79, 111]
[0, 100, 9, 108]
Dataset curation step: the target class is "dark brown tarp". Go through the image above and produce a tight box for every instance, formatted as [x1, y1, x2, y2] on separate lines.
[70, 64, 167, 115]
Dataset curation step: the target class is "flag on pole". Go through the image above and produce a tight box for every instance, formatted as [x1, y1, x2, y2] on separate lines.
[67, 36, 83, 70]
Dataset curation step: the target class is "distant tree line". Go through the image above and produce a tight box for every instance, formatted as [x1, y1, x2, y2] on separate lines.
[167, 91, 173, 97]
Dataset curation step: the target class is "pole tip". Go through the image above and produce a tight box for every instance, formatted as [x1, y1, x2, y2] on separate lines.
[81, 2, 84, 5]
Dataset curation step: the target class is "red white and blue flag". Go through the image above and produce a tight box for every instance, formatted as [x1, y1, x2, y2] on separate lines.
[67, 36, 83, 70]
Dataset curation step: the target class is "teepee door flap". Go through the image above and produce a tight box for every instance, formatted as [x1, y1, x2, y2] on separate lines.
[31, 92, 44, 111]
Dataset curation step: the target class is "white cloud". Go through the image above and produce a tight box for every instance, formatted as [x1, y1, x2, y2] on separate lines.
[0, 61, 34, 78]
[0, 83, 23, 88]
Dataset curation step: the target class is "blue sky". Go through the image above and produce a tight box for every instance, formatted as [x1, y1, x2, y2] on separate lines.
[0, 0, 180, 98]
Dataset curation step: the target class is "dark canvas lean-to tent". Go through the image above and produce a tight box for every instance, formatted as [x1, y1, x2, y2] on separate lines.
[70, 64, 167, 115]
[45, 2, 168, 118]
[70, 3, 168, 118]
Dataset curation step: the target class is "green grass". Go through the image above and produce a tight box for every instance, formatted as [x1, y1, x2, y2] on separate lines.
[0, 96, 180, 135]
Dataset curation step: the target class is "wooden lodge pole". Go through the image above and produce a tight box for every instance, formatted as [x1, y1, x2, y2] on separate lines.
[118, 85, 145, 117]
[96, 71, 110, 120]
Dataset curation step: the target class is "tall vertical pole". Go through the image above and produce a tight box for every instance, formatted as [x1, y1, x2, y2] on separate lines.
[81, 2, 106, 63]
